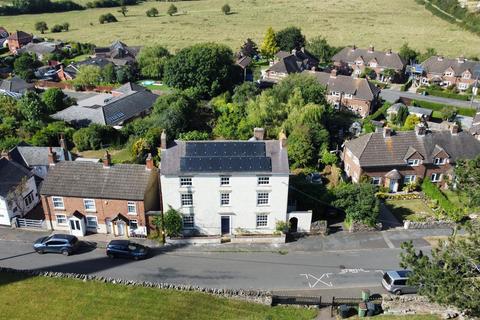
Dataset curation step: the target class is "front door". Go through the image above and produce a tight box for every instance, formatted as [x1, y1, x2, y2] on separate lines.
[117, 221, 126, 236]
[221, 216, 230, 235]
[69, 218, 84, 237]
[389, 179, 398, 193]
[106, 218, 112, 234]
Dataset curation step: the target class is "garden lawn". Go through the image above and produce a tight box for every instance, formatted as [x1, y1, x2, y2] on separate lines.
[75, 147, 131, 163]
[385, 199, 435, 222]
[0, 272, 317, 320]
[0, 0, 479, 56]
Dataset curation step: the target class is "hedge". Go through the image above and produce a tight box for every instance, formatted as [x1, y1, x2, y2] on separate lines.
[412, 100, 476, 117]
[400, 79, 413, 92]
[421, 178, 460, 220]
[425, 89, 471, 101]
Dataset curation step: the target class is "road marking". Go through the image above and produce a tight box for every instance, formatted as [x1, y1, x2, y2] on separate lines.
[381, 232, 395, 249]
[300, 273, 333, 288]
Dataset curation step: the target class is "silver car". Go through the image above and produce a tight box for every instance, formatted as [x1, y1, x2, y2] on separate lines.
[382, 270, 417, 295]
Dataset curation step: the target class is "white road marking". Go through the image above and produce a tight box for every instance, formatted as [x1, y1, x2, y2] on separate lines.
[381, 231, 395, 249]
[300, 273, 333, 288]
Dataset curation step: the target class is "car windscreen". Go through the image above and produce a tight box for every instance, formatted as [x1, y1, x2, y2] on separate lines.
[383, 273, 392, 285]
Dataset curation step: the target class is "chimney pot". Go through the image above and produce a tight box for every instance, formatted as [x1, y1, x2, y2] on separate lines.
[368, 45, 374, 52]
[450, 123, 459, 134]
[254, 127, 265, 141]
[160, 130, 167, 150]
[103, 150, 111, 168]
[145, 153, 154, 170]
[415, 123, 427, 136]
[330, 69, 338, 78]
[291, 49, 297, 56]
[383, 127, 392, 138]
[386, 49, 392, 55]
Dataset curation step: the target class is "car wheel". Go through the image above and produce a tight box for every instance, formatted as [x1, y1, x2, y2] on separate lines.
[107, 253, 115, 259]
[133, 256, 139, 261]
[61, 250, 70, 256]
[394, 290, 402, 296]
[37, 250, 44, 254]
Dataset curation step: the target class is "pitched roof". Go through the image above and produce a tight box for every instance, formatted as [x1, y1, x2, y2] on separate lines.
[17, 42, 59, 55]
[304, 71, 380, 101]
[161, 140, 289, 175]
[345, 130, 480, 167]
[40, 161, 154, 200]
[332, 47, 406, 70]
[9, 145, 70, 167]
[0, 76, 34, 94]
[408, 106, 433, 117]
[0, 158, 33, 198]
[422, 56, 480, 77]
[7, 30, 32, 41]
[236, 56, 252, 68]
[268, 54, 303, 74]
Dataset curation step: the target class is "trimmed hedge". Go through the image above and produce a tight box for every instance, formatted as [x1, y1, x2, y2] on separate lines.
[425, 89, 471, 101]
[400, 79, 413, 92]
[412, 100, 476, 117]
[421, 178, 460, 220]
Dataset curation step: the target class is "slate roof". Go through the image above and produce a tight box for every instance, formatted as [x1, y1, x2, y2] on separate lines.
[236, 56, 252, 69]
[408, 106, 433, 117]
[332, 47, 406, 70]
[0, 76, 34, 94]
[93, 41, 140, 65]
[161, 140, 289, 175]
[40, 161, 153, 200]
[9, 145, 70, 167]
[422, 56, 480, 77]
[267, 49, 318, 75]
[63, 58, 112, 79]
[0, 158, 33, 198]
[345, 129, 480, 167]
[7, 30, 32, 41]
[17, 42, 59, 56]
[304, 71, 380, 101]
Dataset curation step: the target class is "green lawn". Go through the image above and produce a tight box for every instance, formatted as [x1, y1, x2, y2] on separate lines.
[0, 272, 317, 320]
[385, 199, 435, 222]
[75, 147, 131, 163]
[442, 189, 479, 214]
[0, 0, 478, 56]
[356, 316, 440, 320]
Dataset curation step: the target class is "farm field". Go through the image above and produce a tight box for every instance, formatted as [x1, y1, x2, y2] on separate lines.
[0, 0, 479, 56]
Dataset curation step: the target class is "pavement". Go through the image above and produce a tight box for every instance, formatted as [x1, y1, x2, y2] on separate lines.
[381, 88, 480, 109]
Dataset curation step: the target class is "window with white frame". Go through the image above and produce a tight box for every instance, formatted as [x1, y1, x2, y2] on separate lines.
[257, 176, 270, 185]
[83, 199, 96, 211]
[372, 177, 381, 185]
[407, 159, 420, 166]
[458, 83, 468, 90]
[55, 214, 67, 225]
[431, 173, 442, 182]
[86, 216, 98, 228]
[220, 176, 230, 186]
[180, 177, 192, 186]
[404, 175, 416, 184]
[257, 192, 269, 206]
[369, 62, 377, 68]
[434, 158, 446, 165]
[52, 196, 64, 209]
[256, 214, 268, 228]
[24, 192, 34, 207]
[127, 201, 137, 214]
[462, 72, 471, 79]
[183, 215, 194, 229]
[344, 94, 353, 99]
[129, 219, 138, 230]
[220, 193, 230, 206]
[444, 71, 454, 77]
[331, 91, 341, 97]
[181, 193, 193, 206]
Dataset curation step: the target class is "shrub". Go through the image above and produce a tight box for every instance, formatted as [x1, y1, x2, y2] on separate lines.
[425, 88, 470, 101]
[400, 79, 412, 92]
[413, 100, 476, 117]
[146, 7, 158, 17]
[51, 24, 63, 33]
[221, 3, 230, 15]
[167, 4, 177, 16]
[163, 207, 183, 237]
[99, 13, 117, 24]
[275, 220, 289, 234]
[421, 178, 461, 221]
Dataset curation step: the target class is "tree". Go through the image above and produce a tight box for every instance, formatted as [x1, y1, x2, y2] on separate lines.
[162, 207, 183, 237]
[239, 38, 258, 58]
[260, 27, 278, 60]
[287, 125, 314, 168]
[399, 42, 419, 64]
[381, 68, 396, 82]
[163, 43, 242, 98]
[179, 130, 210, 140]
[332, 182, 379, 227]
[118, 5, 128, 17]
[221, 3, 230, 15]
[146, 7, 158, 17]
[440, 106, 457, 121]
[306, 36, 335, 64]
[137, 45, 170, 79]
[395, 105, 409, 126]
[115, 65, 135, 84]
[34, 21, 48, 34]
[41, 88, 67, 113]
[403, 114, 420, 130]
[99, 13, 117, 24]
[62, 22, 70, 31]
[454, 155, 480, 208]
[320, 148, 337, 166]
[418, 47, 437, 63]
[232, 82, 259, 105]
[101, 63, 117, 84]
[30, 121, 74, 147]
[75, 65, 102, 87]
[50, 24, 63, 33]
[275, 26, 306, 52]
[13, 53, 35, 80]
[400, 225, 480, 315]
[18, 91, 47, 123]
[167, 4, 177, 16]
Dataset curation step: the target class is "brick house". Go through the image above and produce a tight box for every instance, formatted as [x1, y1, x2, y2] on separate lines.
[332, 45, 406, 82]
[40, 152, 159, 237]
[7, 30, 33, 54]
[261, 49, 318, 84]
[420, 56, 480, 91]
[303, 69, 380, 118]
[342, 124, 480, 192]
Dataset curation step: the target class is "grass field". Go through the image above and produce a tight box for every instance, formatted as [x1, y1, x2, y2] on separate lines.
[0, 272, 317, 320]
[0, 0, 479, 56]
[385, 199, 435, 222]
[75, 147, 131, 163]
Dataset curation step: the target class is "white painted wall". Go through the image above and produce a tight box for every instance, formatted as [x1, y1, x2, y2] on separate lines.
[287, 211, 312, 233]
[0, 176, 39, 226]
[161, 174, 290, 236]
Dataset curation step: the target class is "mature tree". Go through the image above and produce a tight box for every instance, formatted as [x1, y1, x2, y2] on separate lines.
[34, 21, 48, 34]
[75, 65, 102, 87]
[13, 53, 36, 80]
[239, 38, 258, 58]
[72, 124, 119, 151]
[51, 24, 63, 33]
[403, 114, 420, 130]
[320, 148, 337, 166]
[395, 105, 409, 126]
[167, 4, 177, 16]
[306, 36, 335, 64]
[18, 91, 47, 123]
[287, 125, 314, 168]
[30, 121, 74, 147]
[62, 22, 70, 31]
[399, 42, 419, 64]
[418, 47, 437, 63]
[332, 182, 380, 226]
[454, 155, 480, 208]
[163, 43, 242, 98]
[221, 3, 230, 15]
[137, 45, 170, 79]
[101, 63, 117, 84]
[99, 13, 117, 24]
[41, 88, 67, 113]
[260, 27, 278, 60]
[400, 225, 480, 315]
[381, 68, 396, 82]
[232, 82, 259, 105]
[275, 26, 306, 52]
[118, 5, 128, 16]
[146, 7, 158, 17]
[115, 65, 135, 83]
[0, 95, 20, 119]
[179, 130, 210, 141]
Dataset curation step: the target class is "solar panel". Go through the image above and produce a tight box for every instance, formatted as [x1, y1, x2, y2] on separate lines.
[106, 112, 125, 124]
[180, 156, 272, 173]
[185, 142, 266, 157]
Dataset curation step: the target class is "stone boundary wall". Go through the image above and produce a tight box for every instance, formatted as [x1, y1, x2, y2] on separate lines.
[0, 267, 272, 305]
[166, 237, 221, 245]
[348, 222, 382, 233]
[404, 220, 455, 230]
[231, 235, 285, 244]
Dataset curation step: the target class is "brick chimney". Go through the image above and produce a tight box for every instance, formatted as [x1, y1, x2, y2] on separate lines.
[386, 49, 392, 56]
[383, 127, 392, 138]
[415, 123, 426, 136]
[450, 123, 459, 135]
[47, 147, 57, 166]
[279, 131, 287, 149]
[368, 45, 374, 53]
[254, 127, 265, 141]
[160, 130, 167, 150]
[457, 55, 465, 64]
[145, 153, 154, 170]
[103, 150, 111, 168]
[1, 150, 12, 160]
[351, 44, 356, 51]
[330, 69, 338, 78]
[437, 56, 444, 62]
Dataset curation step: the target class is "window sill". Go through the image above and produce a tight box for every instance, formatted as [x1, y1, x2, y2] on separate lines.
[256, 204, 270, 207]
[127, 212, 137, 215]
[181, 205, 194, 208]
[53, 208, 65, 211]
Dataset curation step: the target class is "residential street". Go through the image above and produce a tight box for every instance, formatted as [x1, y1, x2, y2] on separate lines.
[381, 88, 480, 109]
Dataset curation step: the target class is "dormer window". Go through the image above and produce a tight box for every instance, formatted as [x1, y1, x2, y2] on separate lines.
[462, 72, 471, 79]
[331, 91, 341, 97]
[407, 159, 420, 166]
[444, 71, 454, 77]
[434, 158, 446, 165]
[369, 62, 377, 68]
[344, 94, 353, 99]
[355, 60, 363, 66]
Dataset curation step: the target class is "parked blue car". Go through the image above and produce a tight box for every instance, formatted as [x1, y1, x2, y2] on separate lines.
[106, 240, 149, 260]
[33, 234, 80, 256]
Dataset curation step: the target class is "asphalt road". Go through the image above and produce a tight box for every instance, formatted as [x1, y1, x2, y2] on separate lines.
[381, 89, 480, 109]
[0, 239, 421, 295]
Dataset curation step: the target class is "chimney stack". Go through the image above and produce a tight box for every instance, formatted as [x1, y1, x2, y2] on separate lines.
[300, 47, 305, 53]
[368, 45, 374, 53]
[254, 127, 265, 141]
[415, 123, 426, 136]
[383, 127, 392, 138]
[330, 69, 338, 78]
[48, 147, 57, 166]
[103, 150, 111, 168]
[1, 150, 12, 160]
[351, 44, 356, 51]
[457, 55, 465, 63]
[160, 130, 167, 150]
[386, 49, 392, 55]
[437, 56, 444, 62]
[291, 49, 297, 56]
[279, 131, 287, 149]
[450, 123, 459, 135]
[145, 153, 154, 170]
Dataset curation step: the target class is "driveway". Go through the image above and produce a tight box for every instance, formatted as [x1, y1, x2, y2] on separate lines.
[381, 89, 479, 109]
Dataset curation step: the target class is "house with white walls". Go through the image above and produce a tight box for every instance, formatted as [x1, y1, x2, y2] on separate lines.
[160, 129, 309, 237]
[0, 157, 40, 226]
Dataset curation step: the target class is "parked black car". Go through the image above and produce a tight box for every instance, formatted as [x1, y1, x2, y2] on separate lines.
[106, 240, 149, 260]
[33, 234, 80, 256]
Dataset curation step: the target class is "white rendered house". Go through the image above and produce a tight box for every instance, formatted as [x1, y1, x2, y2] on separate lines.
[160, 130, 291, 236]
